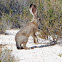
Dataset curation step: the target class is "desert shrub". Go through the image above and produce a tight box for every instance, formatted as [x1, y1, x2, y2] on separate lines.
[0, 48, 2, 62]
[1, 49, 15, 62]
[0, 0, 62, 38]
[58, 53, 62, 57]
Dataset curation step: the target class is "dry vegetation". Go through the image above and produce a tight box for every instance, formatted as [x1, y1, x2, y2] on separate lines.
[0, 0, 62, 38]
[58, 53, 62, 57]
[0, 44, 15, 62]
[1, 49, 15, 62]
[0, 48, 2, 62]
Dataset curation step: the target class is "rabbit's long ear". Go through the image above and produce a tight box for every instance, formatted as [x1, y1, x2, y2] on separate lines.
[32, 5, 37, 14]
[29, 4, 37, 16]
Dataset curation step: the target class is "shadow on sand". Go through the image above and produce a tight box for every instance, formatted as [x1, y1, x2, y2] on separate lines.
[30, 43, 56, 49]
[30, 39, 62, 49]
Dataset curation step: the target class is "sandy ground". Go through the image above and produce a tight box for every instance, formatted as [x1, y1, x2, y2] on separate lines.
[0, 29, 62, 62]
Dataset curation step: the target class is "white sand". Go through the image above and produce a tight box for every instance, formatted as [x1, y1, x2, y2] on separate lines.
[0, 30, 62, 62]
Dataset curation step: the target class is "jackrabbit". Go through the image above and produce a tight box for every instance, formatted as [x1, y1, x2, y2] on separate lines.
[15, 4, 41, 49]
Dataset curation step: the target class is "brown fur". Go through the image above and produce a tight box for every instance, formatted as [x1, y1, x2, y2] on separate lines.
[15, 4, 41, 49]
